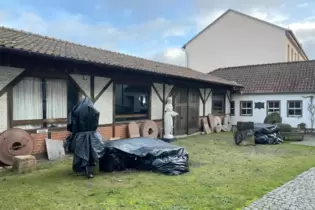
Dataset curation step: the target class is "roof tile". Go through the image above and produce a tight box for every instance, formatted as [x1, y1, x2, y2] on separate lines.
[210, 61, 315, 93]
[0, 26, 241, 87]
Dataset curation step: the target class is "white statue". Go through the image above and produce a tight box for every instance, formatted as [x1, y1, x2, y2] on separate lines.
[163, 97, 178, 139]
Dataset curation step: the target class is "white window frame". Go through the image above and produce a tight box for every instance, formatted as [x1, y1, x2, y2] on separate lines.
[287, 100, 302, 117]
[240, 101, 253, 116]
[267, 100, 281, 115]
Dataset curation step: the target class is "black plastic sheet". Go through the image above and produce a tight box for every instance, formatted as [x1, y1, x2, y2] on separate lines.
[99, 137, 189, 175]
[65, 97, 106, 174]
[234, 123, 283, 145]
[254, 123, 283, 144]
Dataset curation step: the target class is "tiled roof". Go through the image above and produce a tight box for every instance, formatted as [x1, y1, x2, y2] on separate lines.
[0, 26, 241, 87]
[210, 60, 315, 94]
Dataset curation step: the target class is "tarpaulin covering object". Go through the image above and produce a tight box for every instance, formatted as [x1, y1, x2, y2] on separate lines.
[99, 137, 189, 175]
[64, 97, 106, 177]
[234, 123, 283, 145]
[254, 123, 283, 144]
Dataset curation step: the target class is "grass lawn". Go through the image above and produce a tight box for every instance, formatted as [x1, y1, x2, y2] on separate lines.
[1, 132, 315, 210]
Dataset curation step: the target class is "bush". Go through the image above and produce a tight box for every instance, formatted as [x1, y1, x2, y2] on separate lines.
[264, 112, 282, 124]
[298, 123, 306, 131]
[276, 123, 292, 132]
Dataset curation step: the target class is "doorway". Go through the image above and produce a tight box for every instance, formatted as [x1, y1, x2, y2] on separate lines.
[172, 86, 200, 135]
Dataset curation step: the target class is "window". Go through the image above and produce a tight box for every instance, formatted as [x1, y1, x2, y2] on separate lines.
[287, 100, 302, 117]
[115, 83, 150, 121]
[230, 101, 235, 116]
[267, 100, 280, 115]
[240, 101, 253, 116]
[291, 48, 293, 61]
[12, 76, 78, 130]
[287, 45, 290, 61]
[212, 91, 225, 114]
[295, 52, 297, 61]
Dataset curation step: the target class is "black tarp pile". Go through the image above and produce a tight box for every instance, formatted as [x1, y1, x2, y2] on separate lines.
[64, 97, 189, 178]
[254, 123, 283, 144]
[99, 137, 189, 175]
[234, 122, 283, 145]
[64, 97, 106, 178]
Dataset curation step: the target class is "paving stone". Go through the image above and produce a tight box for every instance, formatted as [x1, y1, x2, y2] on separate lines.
[243, 168, 315, 210]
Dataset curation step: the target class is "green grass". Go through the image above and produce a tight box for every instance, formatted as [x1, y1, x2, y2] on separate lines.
[1, 132, 315, 210]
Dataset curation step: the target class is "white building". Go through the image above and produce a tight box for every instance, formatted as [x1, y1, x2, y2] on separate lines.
[182, 9, 308, 73]
[210, 61, 315, 129]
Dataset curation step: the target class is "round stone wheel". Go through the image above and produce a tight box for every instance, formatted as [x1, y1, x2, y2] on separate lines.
[214, 116, 222, 133]
[140, 120, 159, 138]
[222, 115, 232, 132]
[0, 128, 34, 165]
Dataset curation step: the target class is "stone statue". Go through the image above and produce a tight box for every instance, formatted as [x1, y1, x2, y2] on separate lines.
[163, 97, 178, 140]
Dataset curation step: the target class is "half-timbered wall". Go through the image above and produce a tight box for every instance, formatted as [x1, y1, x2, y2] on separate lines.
[0, 66, 25, 132]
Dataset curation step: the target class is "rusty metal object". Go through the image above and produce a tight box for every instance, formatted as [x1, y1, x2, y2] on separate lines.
[0, 128, 34, 165]
[140, 120, 158, 138]
[128, 121, 140, 138]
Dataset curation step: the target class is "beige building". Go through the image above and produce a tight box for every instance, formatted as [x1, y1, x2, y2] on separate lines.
[182, 9, 308, 73]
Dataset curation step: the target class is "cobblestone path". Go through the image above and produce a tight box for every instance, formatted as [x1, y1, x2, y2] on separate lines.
[244, 168, 315, 210]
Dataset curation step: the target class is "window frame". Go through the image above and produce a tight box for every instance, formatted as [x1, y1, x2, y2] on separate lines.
[230, 101, 235, 116]
[9, 73, 79, 130]
[287, 45, 290, 61]
[211, 90, 226, 115]
[266, 100, 281, 115]
[287, 100, 303, 117]
[113, 81, 151, 122]
[239, 100, 253, 116]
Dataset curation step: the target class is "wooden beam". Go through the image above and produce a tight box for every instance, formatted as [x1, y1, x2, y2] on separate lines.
[162, 83, 166, 135]
[112, 81, 116, 138]
[68, 74, 88, 98]
[198, 88, 205, 104]
[42, 78, 47, 127]
[0, 70, 27, 98]
[226, 90, 231, 103]
[165, 85, 176, 102]
[93, 80, 113, 103]
[90, 76, 95, 100]
[151, 84, 163, 103]
[205, 89, 212, 102]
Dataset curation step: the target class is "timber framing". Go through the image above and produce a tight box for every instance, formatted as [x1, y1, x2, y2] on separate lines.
[93, 79, 113, 103]
[152, 84, 163, 103]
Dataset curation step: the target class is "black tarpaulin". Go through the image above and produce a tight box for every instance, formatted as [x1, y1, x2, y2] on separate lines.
[254, 123, 283, 144]
[234, 123, 283, 145]
[99, 137, 189, 175]
[65, 97, 106, 175]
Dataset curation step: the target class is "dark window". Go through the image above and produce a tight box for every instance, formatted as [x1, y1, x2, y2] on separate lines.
[267, 100, 280, 115]
[212, 91, 225, 114]
[240, 101, 253, 116]
[230, 101, 235, 116]
[115, 83, 150, 121]
[287, 100, 302, 117]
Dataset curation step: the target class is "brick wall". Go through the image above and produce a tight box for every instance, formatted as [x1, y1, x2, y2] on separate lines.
[30, 120, 162, 156]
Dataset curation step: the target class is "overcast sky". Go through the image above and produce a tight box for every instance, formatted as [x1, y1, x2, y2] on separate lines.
[0, 0, 314, 66]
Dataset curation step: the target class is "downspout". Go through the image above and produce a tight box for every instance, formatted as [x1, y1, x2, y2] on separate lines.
[182, 47, 189, 68]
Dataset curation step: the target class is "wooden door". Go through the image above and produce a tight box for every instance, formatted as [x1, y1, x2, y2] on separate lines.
[187, 88, 200, 134]
[173, 87, 188, 135]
